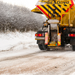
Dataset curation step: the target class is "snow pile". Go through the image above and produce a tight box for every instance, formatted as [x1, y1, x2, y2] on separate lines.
[0, 31, 37, 51]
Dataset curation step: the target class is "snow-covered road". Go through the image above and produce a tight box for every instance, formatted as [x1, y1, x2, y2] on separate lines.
[0, 47, 75, 75]
[0, 31, 75, 75]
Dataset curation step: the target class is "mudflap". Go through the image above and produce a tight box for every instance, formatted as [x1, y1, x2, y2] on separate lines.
[70, 38, 75, 45]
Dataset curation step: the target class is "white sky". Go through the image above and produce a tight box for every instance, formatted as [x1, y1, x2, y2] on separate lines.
[0, 0, 38, 9]
[0, 0, 75, 9]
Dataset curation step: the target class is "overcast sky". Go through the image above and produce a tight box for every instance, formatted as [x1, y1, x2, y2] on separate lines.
[0, 0, 75, 10]
[0, 0, 38, 9]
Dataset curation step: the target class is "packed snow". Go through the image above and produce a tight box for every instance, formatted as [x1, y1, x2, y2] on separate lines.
[0, 31, 37, 51]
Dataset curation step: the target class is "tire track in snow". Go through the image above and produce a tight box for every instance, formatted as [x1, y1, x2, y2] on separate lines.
[0, 49, 75, 74]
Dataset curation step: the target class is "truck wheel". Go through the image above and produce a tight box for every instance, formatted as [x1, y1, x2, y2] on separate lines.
[72, 45, 75, 51]
[37, 40, 49, 50]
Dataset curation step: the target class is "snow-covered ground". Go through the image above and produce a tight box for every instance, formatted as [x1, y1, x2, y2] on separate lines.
[0, 32, 75, 75]
[0, 31, 37, 51]
[0, 46, 75, 75]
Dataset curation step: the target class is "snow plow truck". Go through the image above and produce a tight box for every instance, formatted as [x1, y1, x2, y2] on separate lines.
[31, 0, 75, 51]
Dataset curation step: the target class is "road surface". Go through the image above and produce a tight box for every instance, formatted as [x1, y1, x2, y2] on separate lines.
[0, 46, 75, 75]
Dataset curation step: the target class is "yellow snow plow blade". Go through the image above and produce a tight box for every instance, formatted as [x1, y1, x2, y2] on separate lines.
[36, 0, 74, 19]
[31, 7, 42, 14]
[31, 0, 75, 27]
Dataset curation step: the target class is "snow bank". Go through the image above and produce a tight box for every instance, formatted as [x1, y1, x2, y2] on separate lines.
[0, 31, 37, 51]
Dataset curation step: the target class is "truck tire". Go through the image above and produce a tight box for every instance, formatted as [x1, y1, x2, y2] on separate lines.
[37, 40, 49, 50]
[72, 45, 75, 51]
